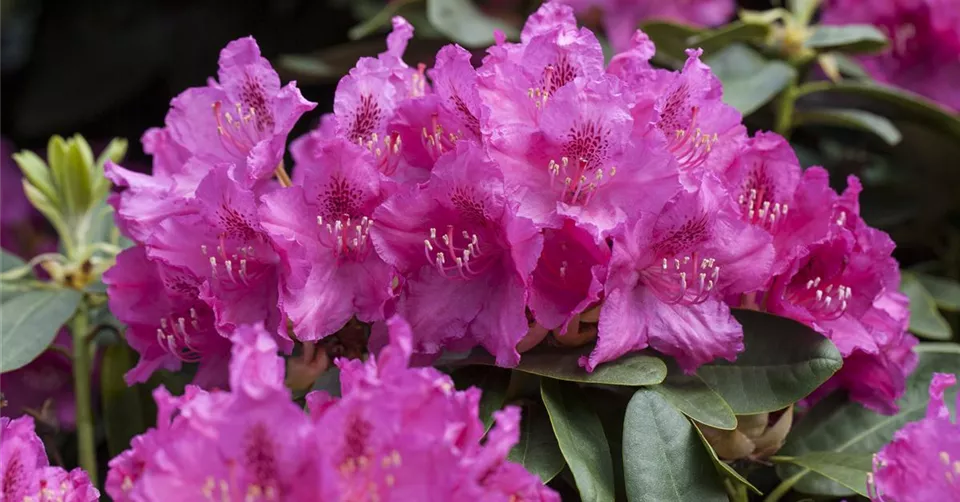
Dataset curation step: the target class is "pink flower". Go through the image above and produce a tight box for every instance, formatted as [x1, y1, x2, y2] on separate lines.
[259, 138, 395, 341]
[145, 166, 287, 347]
[165, 37, 316, 188]
[560, 0, 735, 51]
[1, 416, 99, 501]
[823, 0, 960, 111]
[869, 373, 960, 501]
[104, 246, 231, 386]
[585, 174, 773, 373]
[0, 331, 78, 429]
[371, 143, 543, 366]
[529, 219, 610, 333]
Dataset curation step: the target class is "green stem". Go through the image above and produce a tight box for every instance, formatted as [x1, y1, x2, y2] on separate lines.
[763, 468, 808, 502]
[774, 81, 798, 138]
[71, 302, 98, 486]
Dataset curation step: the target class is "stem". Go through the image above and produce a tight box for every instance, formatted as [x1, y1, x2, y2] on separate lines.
[763, 468, 808, 502]
[274, 161, 292, 188]
[71, 302, 98, 486]
[774, 80, 798, 138]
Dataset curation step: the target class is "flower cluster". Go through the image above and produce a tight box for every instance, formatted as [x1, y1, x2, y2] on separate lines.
[822, 0, 960, 111]
[105, 318, 558, 501]
[868, 373, 960, 501]
[106, 2, 916, 412]
[0, 416, 99, 501]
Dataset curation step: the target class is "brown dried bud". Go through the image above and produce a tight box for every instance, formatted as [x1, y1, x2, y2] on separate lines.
[700, 406, 794, 461]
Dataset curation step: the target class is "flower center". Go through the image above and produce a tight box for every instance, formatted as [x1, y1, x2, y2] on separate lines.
[203, 243, 264, 286]
[665, 106, 718, 171]
[213, 101, 269, 158]
[156, 308, 204, 362]
[423, 226, 492, 279]
[422, 114, 462, 162]
[784, 275, 851, 319]
[643, 253, 720, 305]
[360, 132, 402, 175]
[316, 215, 374, 262]
[738, 188, 788, 231]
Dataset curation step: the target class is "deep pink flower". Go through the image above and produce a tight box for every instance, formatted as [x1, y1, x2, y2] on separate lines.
[334, 17, 421, 177]
[104, 246, 231, 386]
[561, 0, 735, 51]
[585, 174, 773, 373]
[164, 37, 315, 188]
[0, 331, 77, 429]
[823, 0, 960, 111]
[721, 134, 834, 280]
[308, 315, 559, 501]
[529, 219, 610, 333]
[145, 166, 286, 347]
[1, 416, 99, 501]
[259, 138, 395, 341]
[869, 373, 960, 501]
[371, 143, 543, 366]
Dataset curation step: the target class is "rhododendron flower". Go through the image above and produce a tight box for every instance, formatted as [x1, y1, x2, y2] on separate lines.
[529, 219, 610, 334]
[309, 315, 559, 501]
[259, 138, 395, 341]
[823, 0, 960, 111]
[334, 17, 421, 176]
[104, 246, 231, 386]
[1, 416, 99, 501]
[372, 142, 543, 366]
[109, 318, 556, 501]
[585, 174, 773, 373]
[868, 373, 960, 501]
[561, 0, 735, 51]
[0, 331, 78, 429]
[146, 166, 286, 345]
[164, 37, 315, 187]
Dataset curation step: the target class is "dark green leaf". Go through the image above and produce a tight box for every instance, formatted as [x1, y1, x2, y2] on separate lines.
[311, 367, 342, 398]
[696, 309, 843, 414]
[465, 344, 666, 387]
[805, 25, 888, 53]
[901, 272, 952, 340]
[794, 108, 901, 145]
[777, 344, 960, 496]
[640, 21, 702, 66]
[796, 81, 960, 139]
[831, 53, 871, 79]
[508, 401, 566, 483]
[787, 0, 819, 24]
[541, 379, 615, 502]
[101, 342, 147, 457]
[452, 366, 510, 432]
[1, 289, 82, 373]
[706, 44, 797, 116]
[653, 367, 737, 430]
[914, 273, 960, 312]
[1, 249, 25, 273]
[688, 21, 771, 54]
[776, 452, 872, 496]
[278, 38, 447, 84]
[426, 0, 518, 48]
[348, 0, 422, 40]
[622, 389, 728, 502]
[691, 422, 762, 495]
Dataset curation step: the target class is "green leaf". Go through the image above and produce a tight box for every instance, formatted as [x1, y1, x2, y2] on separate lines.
[63, 137, 95, 215]
[101, 342, 147, 457]
[622, 389, 728, 502]
[451, 366, 510, 432]
[796, 81, 960, 139]
[688, 21, 771, 54]
[696, 309, 843, 414]
[706, 44, 797, 116]
[0, 289, 82, 373]
[465, 344, 666, 387]
[508, 401, 566, 483]
[349, 0, 422, 40]
[775, 452, 872, 496]
[901, 272, 952, 340]
[1, 250, 25, 273]
[787, 0, 821, 25]
[831, 53, 871, 79]
[653, 366, 737, 430]
[794, 108, 902, 145]
[12, 150, 58, 206]
[639, 21, 702, 66]
[914, 273, 960, 312]
[691, 422, 762, 495]
[541, 379, 615, 502]
[805, 25, 888, 53]
[311, 367, 342, 398]
[426, 0, 518, 48]
[777, 344, 960, 496]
